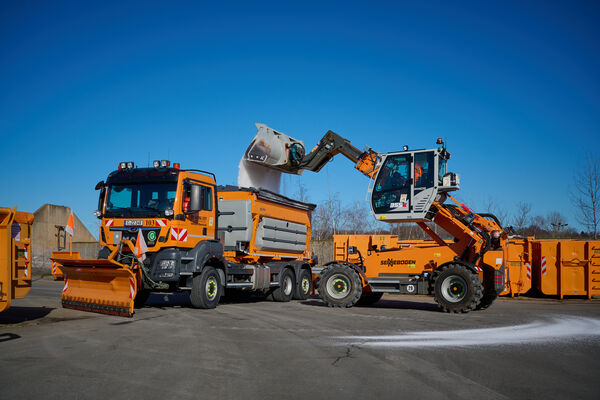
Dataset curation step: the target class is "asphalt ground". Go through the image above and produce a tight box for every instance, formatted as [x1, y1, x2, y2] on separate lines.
[1, 278, 599, 400]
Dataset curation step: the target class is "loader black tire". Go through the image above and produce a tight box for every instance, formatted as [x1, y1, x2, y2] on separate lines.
[356, 291, 383, 306]
[269, 268, 295, 302]
[293, 268, 312, 300]
[433, 263, 483, 313]
[190, 267, 222, 309]
[134, 289, 151, 308]
[318, 264, 362, 308]
[476, 292, 498, 310]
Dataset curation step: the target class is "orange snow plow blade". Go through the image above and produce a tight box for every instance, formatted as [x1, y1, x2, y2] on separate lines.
[49, 251, 81, 280]
[52, 249, 140, 317]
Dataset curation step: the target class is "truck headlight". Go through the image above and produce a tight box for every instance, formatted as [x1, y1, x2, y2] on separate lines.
[159, 259, 176, 270]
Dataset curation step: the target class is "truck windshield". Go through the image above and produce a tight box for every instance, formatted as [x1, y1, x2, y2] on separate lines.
[105, 183, 177, 217]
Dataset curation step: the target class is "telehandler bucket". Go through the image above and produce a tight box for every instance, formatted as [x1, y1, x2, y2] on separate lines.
[50, 251, 81, 280]
[51, 242, 141, 317]
[244, 123, 306, 172]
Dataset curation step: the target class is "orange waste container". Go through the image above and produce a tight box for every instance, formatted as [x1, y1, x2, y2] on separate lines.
[532, 239, 600, 299]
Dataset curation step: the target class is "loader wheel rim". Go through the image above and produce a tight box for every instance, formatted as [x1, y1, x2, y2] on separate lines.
[301, 277, 310, 294]
[283, 275, 293, 295]
[441, 276, 467, 303]
[327, 274, 350, 299]
[206, 277, 218, 301]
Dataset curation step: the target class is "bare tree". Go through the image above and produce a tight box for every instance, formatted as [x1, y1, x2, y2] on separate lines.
[483, 197, 509, 227]
[294, 181, 310, 203]
[529, 215, 547, 237]
[513, 201, 531, 232]
[547, 211, 568, 237]
[572, 152, 600, 239]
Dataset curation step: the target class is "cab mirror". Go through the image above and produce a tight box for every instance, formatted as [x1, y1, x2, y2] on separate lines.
[189, 185, 202, 213]
[95, 180, 105, 190]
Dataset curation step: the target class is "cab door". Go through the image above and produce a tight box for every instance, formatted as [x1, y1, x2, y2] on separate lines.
[371, 153, 412, 219]
[184, 183, 216, 240]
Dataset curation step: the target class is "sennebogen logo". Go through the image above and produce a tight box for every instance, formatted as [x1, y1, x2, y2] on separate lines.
[380, 259, 416, 267]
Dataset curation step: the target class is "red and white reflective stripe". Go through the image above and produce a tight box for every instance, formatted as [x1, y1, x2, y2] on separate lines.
[541, 256, 547, 275]
[155, 219, 167, 227]
[171, 228, 188, 242]
[23, 244, 29, 277]
[475, 266, 482, 272]
[105, 219, 114, 227]
[52, 261, 57, 275]
[62, 278, 69, 293]
[526, 263, 531, 281]
[129, 277, 135, 299]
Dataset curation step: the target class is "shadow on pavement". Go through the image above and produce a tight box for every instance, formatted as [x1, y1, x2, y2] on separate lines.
[0, 333, 21, 342]
[0, 306, 55, 325]
[301, 297, 440, 312]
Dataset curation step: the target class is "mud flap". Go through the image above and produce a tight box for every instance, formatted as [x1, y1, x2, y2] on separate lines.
[54, 258, 138, 317]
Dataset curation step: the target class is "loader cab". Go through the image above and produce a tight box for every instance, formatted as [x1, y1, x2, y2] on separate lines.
[369, 146, 459, 222]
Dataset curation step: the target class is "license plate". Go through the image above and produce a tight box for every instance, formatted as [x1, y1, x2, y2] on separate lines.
[124, 220, 143, 227]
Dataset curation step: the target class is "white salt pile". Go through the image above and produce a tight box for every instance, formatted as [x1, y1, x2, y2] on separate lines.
[237, 158, 282, 193]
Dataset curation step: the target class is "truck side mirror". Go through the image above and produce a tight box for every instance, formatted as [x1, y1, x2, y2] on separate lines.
[95, 180, 105, 190]
[189, 185, 202, 213]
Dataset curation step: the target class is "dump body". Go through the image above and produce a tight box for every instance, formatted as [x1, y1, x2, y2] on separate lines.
[54, 164, 315, 316]
[218, 186, 313, 263]
[0, 207, 34, 312]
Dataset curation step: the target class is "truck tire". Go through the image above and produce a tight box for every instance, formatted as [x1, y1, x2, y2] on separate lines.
[318, 264, 362, 308]
[433, 264, 483, 313]
[293, 268, 312, 300]
[270, 268, 295, 302]
[190, 267, 222, 309]
[134, 289, 151, 308]
[356, 292, 383, 306]
[476, 292, 498, 310]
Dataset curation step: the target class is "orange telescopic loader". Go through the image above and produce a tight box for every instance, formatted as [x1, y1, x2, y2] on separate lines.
[244, 124, 600, 311]
[244, 125, 512, 312]
[51, 161, 315, 317]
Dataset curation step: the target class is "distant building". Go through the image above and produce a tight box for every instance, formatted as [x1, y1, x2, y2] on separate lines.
[31, 204, 100, 273]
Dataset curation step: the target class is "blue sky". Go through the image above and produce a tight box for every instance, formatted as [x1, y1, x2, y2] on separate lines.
[1, 1, 598, 236]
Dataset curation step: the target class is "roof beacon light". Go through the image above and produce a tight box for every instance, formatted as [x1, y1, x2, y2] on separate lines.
[403, 145, 409, 151]
[436, 138, 444, 145]
[119, 162, 127, 170]
[160, 160, 170, 168]
[173, 162, 180, 170]
[126, 162, 134, 169]
[153, 160, 161, 168]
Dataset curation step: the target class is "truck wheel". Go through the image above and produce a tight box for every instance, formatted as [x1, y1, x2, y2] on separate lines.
[134, 289, 151, 308]
[293, 269, 312, 300]
[270, 268, 295, 302]
[318, 264, 362, 308]
[190, 267, 222, 309]
[356, 292, 383, 306]
[433, 264, 483, 313]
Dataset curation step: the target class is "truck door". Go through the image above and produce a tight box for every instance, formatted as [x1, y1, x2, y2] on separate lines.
[185, 183, 216, 239]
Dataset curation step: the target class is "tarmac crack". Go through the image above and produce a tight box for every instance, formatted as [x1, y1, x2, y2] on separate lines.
[331, 345, 360, 366]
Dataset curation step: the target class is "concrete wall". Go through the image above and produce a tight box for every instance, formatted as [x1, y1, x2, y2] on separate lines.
[31, 204, 100, 274]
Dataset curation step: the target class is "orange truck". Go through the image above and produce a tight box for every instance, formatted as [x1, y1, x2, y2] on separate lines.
[0, 207, 34, 312]
[52, 161, 315, 317]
